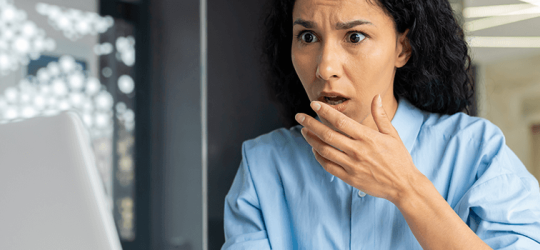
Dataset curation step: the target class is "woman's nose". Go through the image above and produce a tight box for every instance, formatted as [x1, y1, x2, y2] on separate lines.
[316, 44, 343, 81]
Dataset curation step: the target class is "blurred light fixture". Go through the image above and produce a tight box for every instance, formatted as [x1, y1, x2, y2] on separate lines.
[464, 11, 540, 32]
[0, 55, 136, 138]
[36, 3, 114, 41]
[521, 0, 540, 7]
[467, 36, 540, 48]
[0, 0, 55, 75]
[116, 102, 135, 132]
[115, 36, 135, 67]
[464, 0, 540, 32]
[94, 43, 114, 56]
[117, 75, 134, 95]
[464, 4, 537, 18]
[101, 67, 112, 78]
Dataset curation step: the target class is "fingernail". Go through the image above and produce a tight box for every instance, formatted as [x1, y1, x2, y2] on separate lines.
[378, 94, 383, 107]
[311, 101, 321, 111]
[295, 113, 305, 123]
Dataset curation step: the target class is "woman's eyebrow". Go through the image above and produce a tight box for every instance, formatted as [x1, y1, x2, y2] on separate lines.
[292, 18, 374, 29]
[293, 18, 316, 28]
[336, 19, 374, 29]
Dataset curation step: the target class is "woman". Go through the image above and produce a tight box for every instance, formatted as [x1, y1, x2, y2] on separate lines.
[222, 0, 540, 249]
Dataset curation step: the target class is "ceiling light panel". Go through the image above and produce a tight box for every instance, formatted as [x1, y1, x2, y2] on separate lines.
[467, 36, 540, 47]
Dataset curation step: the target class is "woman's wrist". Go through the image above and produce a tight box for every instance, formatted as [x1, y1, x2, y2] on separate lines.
[388, 170, 493, 250]
[390, 170, 432, 210]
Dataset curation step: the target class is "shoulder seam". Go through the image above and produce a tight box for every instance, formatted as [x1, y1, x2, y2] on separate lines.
[423, 116, 499, 145]
[241, 142, 263, 205]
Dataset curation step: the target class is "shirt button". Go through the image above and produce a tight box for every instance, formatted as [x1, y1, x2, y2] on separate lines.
[358, 190, 366, 198]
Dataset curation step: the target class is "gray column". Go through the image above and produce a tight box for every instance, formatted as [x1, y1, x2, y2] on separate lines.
[150, 0, 206, 249]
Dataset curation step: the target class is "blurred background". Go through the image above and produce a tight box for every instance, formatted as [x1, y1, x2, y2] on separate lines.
[0, 0, 539, 249]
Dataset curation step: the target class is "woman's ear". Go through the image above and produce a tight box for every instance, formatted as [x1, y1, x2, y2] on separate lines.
[395, 29, 411, 68]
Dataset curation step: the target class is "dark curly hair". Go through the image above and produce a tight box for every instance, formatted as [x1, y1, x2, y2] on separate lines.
[261, 0, 474, 128]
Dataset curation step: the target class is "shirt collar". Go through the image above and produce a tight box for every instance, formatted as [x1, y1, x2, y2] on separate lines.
[390, 97, 424, 153]
[314, 97, 424, 154]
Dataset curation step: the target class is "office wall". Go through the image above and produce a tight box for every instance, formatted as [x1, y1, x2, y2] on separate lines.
[150, 0, 203, 249]
[206, 0, 285, 249]
[478, 54, 540, 182]
[150, 0, 284, 249]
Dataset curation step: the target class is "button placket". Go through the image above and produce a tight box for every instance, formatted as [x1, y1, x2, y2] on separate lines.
[351, 188, 374, 249]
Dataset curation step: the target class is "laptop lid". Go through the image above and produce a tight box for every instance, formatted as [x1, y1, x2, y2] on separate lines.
[0, 112, 122, 250]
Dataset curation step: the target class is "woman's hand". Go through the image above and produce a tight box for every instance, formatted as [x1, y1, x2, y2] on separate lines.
[295, 95, 423, 204]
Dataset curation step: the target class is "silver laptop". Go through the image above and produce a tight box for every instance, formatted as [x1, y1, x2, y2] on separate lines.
[0, 112, 122, 250]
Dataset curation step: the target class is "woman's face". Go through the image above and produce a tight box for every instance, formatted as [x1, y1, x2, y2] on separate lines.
[291, 0, 410, 131]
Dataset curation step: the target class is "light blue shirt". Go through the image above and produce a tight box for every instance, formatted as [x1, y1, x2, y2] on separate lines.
[222, 98, 540, 250]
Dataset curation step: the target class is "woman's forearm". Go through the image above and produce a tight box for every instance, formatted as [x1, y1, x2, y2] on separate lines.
[394, 174, 492, 250]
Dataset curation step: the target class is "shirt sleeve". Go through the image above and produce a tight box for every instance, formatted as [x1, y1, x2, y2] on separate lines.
[222, 142, 271, 250]
[454, 145, 540, 250]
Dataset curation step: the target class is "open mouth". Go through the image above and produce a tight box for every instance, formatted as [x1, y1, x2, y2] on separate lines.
[323, 96, 349, 105]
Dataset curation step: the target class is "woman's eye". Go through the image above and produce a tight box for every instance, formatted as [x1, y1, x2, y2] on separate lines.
[301, 32, 318, 43]
[348, 32, 365, 43]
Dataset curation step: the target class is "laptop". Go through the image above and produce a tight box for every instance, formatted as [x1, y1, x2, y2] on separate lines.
[0, 112, 122, 250]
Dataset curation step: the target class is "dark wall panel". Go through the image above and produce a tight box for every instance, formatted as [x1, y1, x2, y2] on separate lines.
[149, 0, 285, 248]
[207, 0, 285, 249]
[150, 0, 203, 249]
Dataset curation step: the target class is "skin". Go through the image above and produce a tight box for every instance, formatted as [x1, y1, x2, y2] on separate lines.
[291, 0, 493, 249]
[291, 0, 402, 131]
